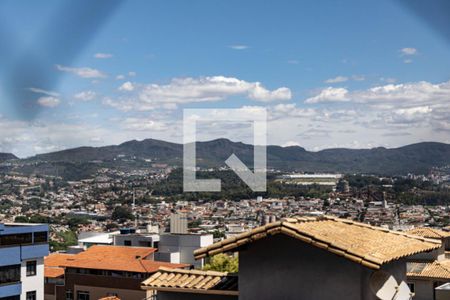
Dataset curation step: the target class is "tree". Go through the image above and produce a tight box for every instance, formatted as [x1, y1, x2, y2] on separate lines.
[203, 254, 238, 273]
[14, 216, 29, 223]
[66, 216, 90, 229]
[111, 206, 134, 222]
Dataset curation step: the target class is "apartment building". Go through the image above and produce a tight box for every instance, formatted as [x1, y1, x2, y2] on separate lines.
[0, 222, 49, 300]
[44, 245, 188, 300]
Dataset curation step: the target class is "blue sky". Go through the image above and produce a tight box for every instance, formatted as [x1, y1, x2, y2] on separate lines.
[0, 0, 449, 157]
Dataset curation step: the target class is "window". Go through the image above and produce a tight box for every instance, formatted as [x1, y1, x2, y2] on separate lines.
[124, 240, 132, 246]
[34, 231, 48, 243]
[66, 290, 73, 300]
[0, 233, 32, 246]
[0, 296, 20, 300]
[0, 264, 20, 285]
[77, 291, 90, 300]
[26, 261, 37, 276]
[407, 282, 415, 293]
[26, 291, 36, 300]
[106, 293, 118, 297]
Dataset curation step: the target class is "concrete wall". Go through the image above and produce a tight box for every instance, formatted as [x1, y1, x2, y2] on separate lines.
[20, 257, 44, 300]
[158, 234, 213, 268]
[113, 234, 158, 248]
[408, 280, 434, 300]
[239, 234, 406, 300]
[155, 291, 237, 300]
[436, 282, 450, 300]
[408, 246, 445, 261]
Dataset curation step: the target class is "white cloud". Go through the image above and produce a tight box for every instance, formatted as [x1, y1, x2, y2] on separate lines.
[116, 74, 125, 80]
[56, 64, 106, 78]
[37, 96, 60, 108]
[282, 141, 302, 147]
[74, 90, 96, 101]
[29, 87, 59, 97]
[229, 45, 249, 50]
[137, 76, 291, 104]
[128, 71, 136, 77]
[102, 97, 134, 112]
[396, 106, 432, 115]
[305, 87, 349, 104]
[122, 118, 167, 131]
[287, 60, 299, 65]
[94, 53, 113, 59]
[325, 76, 348, 83]
[118, 81, 135, 92]
[305, 81, 450, 106]
[404, 59, 413, 64]
[400, 47, 417, 56]
[271, 103, 317, 119]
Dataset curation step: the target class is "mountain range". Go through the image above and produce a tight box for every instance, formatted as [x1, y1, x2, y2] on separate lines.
[0, 153, 18, 162]
[2, 138, 449, 178]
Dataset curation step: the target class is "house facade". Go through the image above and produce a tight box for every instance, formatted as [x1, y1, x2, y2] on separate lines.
[194, 216, 441, 300]
[44, 245, 188, 300]
[405, 227, 450, 300]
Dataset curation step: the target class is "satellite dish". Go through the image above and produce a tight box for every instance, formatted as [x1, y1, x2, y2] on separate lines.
[370, 271, 398, 300]
[393, 281, 412, 300]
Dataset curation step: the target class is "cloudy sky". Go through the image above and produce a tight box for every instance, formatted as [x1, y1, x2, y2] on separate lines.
[0, 0, 449, 157]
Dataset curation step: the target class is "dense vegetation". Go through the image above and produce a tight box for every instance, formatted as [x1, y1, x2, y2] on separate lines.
[203, 254, 239, 273]
[150, 169, 331, 201]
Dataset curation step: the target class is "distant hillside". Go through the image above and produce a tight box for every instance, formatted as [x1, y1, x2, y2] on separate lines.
[19, 139, 450, 177]
[0, 152, 18, 162]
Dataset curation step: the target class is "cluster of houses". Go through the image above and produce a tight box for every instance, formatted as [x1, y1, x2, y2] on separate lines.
[2, 214, 450, 300]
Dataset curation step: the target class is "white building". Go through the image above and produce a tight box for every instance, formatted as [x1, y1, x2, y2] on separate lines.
[77, 231, 118, 249]
[156, 234, 213, 268]
[0, 223, 49, 300]
[113, 228, 160, 248]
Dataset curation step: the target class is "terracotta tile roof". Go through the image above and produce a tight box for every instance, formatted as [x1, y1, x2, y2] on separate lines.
[98, 297, 120, 300]
[44, 253, 75, 278]
[405, 227, 450, 239]
[194, 216, 441, 270]
[75, 245, 156, 260]
[45, 246, 188, 274]
[45, 253, 75, 267]
[44, 267, 65, 278]
[141, 267, 238, 295]
[407, 261, 450, 280]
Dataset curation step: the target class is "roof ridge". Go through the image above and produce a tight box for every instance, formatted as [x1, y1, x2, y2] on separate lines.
[195, 215, 441, 269]
[158, 266, 228, 277]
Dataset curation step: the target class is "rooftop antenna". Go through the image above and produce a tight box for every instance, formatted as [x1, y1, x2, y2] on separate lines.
[132, 189, 138, 228]
[369, 271, 412, 300]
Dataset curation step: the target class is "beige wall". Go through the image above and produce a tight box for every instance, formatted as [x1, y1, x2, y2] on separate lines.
[75, 284, 146, 300]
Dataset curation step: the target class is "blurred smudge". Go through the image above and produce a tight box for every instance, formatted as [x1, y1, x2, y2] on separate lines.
[396, 0, 450, 44]
[1, 0, 122, 120]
